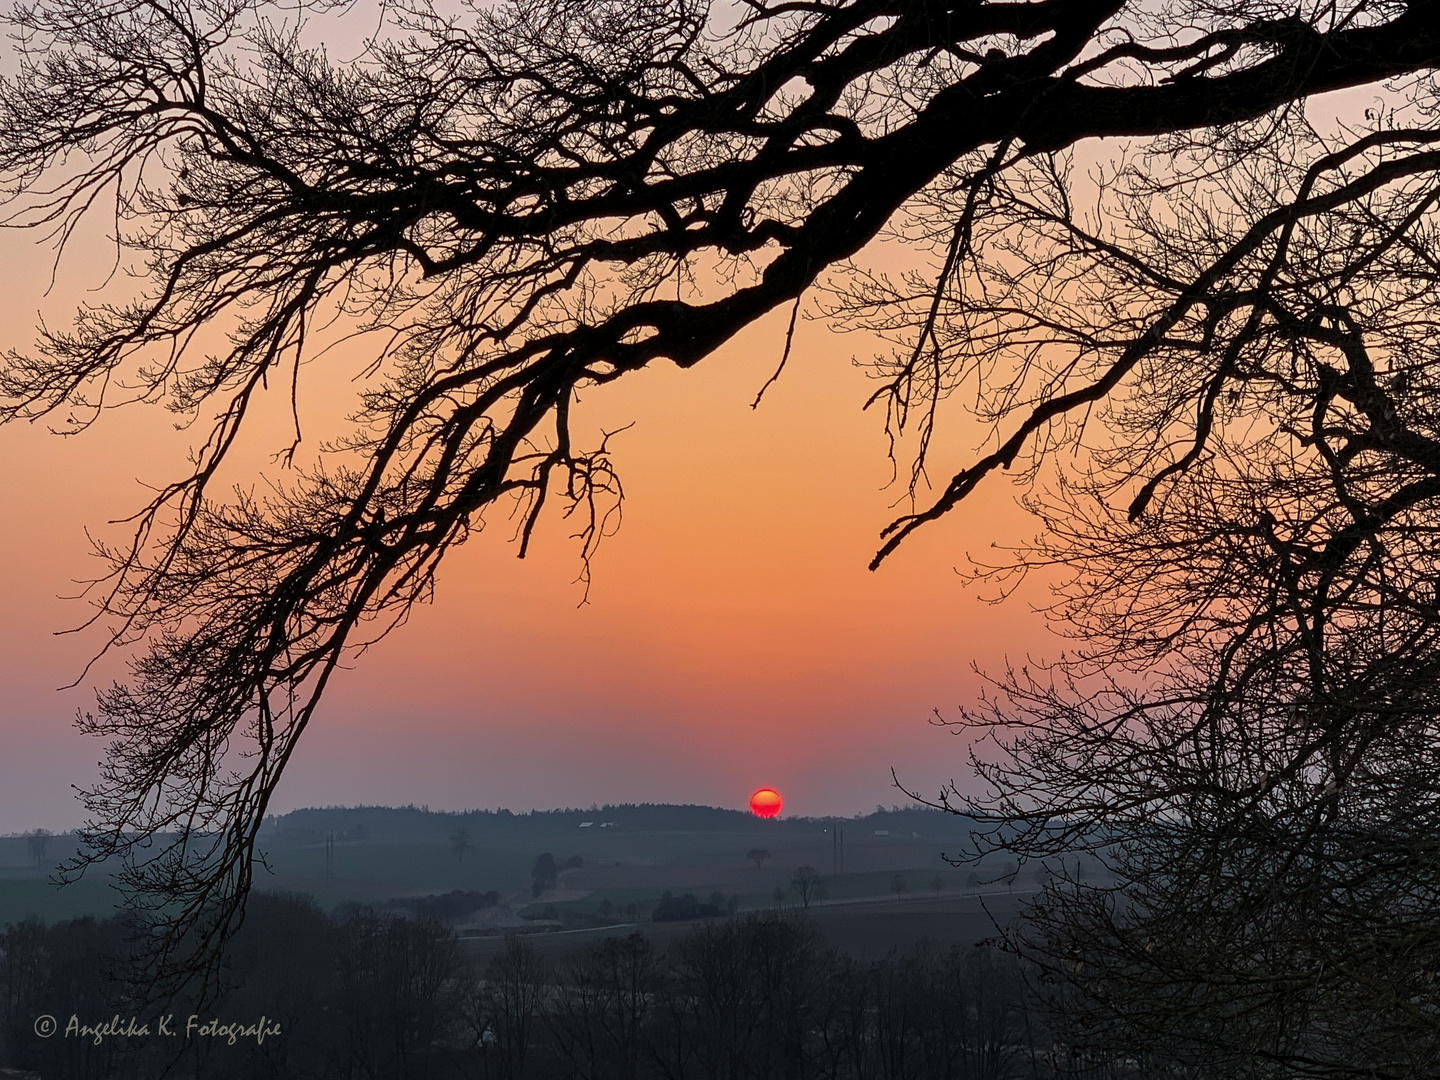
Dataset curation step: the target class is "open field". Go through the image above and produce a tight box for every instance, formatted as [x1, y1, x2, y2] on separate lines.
[0, 804, 1075, 936]
[461, 891, 1031, 963]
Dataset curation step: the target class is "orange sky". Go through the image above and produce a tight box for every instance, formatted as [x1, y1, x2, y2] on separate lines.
[0, 3, 1392, 838]
[0, 214, 1054, 833]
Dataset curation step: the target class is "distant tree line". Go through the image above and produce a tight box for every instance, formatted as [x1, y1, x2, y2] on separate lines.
[650, 892, 726, 922]
[0, 893, 1144, 1079]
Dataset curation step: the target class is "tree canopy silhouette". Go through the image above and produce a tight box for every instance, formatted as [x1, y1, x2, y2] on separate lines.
[5, 0, 1440, 1020]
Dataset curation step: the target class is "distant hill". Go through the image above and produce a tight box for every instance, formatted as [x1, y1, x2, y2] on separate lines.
[263, 802, 981, 847]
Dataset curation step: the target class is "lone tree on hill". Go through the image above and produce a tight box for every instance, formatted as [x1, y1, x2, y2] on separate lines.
[890, 874, 907, 901]
[746, 848, 771, 870]
[791, 865, 821, 909]
[26, 829, 50, 870]
[4, 0, 1440, 1057]
[449, 828, 472, 866]
[531, 852, 558, 897]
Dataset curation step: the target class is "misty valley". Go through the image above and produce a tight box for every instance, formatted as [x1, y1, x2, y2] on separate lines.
[0, 804, 1090, 1079]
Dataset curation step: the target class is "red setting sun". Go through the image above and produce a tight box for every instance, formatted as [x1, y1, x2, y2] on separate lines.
[749, 788, 783, 818]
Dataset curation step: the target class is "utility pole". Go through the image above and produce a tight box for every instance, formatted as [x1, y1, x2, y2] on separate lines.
[325, 832, 334, 878]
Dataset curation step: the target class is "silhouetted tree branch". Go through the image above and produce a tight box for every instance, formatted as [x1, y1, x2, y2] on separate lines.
[891, 109, 1440, 1074]
[2, 0, 1440, 1005]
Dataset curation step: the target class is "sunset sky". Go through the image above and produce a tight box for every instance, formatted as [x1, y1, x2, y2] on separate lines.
[0, 5, 1380, 840]
[0, 205, 1054, 835]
